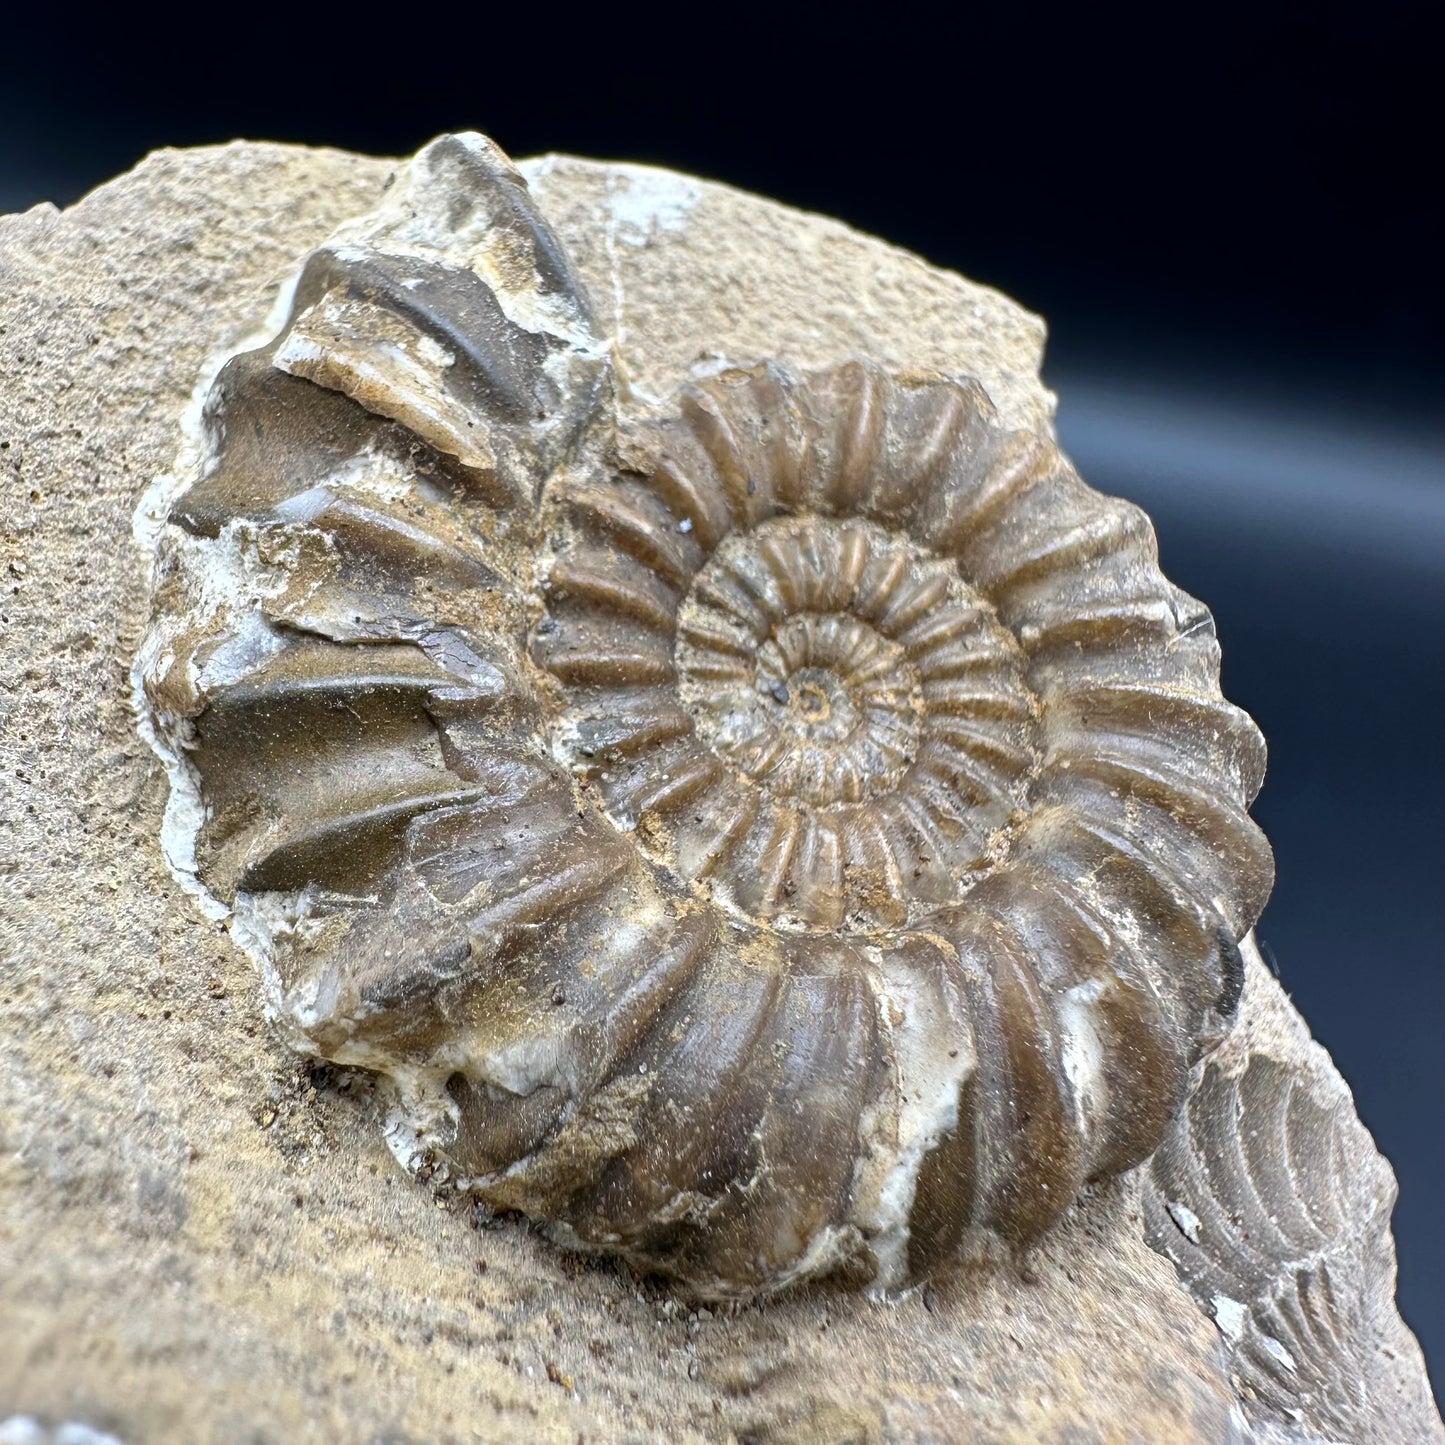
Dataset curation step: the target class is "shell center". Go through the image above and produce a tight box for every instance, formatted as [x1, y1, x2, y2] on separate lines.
[677, 523, 934, 810]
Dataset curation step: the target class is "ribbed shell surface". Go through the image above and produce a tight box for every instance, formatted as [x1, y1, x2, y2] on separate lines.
[136, 133, 1273, 1297]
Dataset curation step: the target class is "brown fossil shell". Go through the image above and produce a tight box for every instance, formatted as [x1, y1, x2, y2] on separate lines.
[136, 133, 1273, 1297]
[1141, 937, 1437, 1444]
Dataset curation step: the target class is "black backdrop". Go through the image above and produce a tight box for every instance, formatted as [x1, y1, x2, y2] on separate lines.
[4, 3, 1440, 1384]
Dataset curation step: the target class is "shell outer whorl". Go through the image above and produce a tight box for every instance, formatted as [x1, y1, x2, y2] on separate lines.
[135, 132, 1274, 1300]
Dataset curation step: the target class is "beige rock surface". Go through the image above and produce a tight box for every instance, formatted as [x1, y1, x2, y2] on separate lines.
[0, 140, 1437, 1445]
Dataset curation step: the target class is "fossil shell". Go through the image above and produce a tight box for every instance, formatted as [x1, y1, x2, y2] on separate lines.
[1142, 941, 1436, 1444]
[136, 133, 1273, 1297]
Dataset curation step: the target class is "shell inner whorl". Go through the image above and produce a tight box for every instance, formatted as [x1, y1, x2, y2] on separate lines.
[546, 507, 1041, 933]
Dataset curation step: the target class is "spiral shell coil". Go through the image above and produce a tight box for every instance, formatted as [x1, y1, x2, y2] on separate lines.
[137, 133, 1273, 1296]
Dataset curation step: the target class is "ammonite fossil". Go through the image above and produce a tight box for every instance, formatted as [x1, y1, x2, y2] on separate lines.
[136, 133, 1273, 1298]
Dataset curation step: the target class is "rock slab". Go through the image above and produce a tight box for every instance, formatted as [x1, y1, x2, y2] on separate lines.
[0, 139, 1438, 1445]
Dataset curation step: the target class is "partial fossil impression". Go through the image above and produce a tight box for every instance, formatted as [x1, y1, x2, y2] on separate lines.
[1142, 964, 1431, 1445]
[136, 133, 1273, 1297]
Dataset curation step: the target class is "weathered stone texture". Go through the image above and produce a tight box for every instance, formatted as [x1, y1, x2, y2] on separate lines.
[0, 141, 1437, 1445]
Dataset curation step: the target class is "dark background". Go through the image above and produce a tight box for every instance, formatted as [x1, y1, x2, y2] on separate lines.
[4, 4, 1439, 1384]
